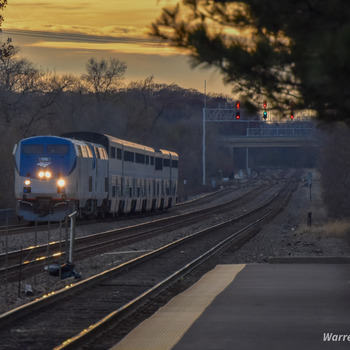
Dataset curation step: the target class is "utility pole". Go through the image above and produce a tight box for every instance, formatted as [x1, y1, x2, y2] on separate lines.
[202, 98, 245, 185]
[202, 80, 207, 185]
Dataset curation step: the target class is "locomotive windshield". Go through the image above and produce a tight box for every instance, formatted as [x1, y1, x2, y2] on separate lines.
[21, 144, 69, 155]
[22, 144, 44, 154]
[18, 137, 76, 178]
[47, 144, 69, 154]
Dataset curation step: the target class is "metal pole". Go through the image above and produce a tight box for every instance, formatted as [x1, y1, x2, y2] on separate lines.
[5, 214, 8, 304]
[47, 221, 50, 262]
[18, 246, 22, 298]
[1, 209, 12, 305]
[69, 211, 77, 264]
[34, 221, 37, 285]
[202, 107, 206, 185]
[65, 217, 69, 264]
[59, 221, 62, 279]
[202, 80, 207, 186]
[246, 147, 249, 173]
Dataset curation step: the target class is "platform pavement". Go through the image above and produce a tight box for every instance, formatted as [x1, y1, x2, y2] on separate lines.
[111, 262, 350, 350]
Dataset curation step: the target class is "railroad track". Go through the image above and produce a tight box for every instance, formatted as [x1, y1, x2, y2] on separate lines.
[0, 176, 281, 281]
[0, 169, 287, 237]
[0, 175, 298, 350]
[0, 186, 237, 236]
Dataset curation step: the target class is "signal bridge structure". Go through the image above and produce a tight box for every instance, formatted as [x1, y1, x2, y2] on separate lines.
[202, 105, 316, 184]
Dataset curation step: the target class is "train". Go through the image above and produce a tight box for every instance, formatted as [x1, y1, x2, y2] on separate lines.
[14, 132, 179, 222]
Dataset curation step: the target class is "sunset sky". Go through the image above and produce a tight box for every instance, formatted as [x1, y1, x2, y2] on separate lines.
[1, 0, 231, 95]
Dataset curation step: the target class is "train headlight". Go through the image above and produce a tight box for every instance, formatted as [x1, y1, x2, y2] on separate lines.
[38, 171, 45, 178]
[24, 179, 31, 186]
[45, 171, 52, 179]
[57, 179, 66, 187]
[57, 178, 66, 194]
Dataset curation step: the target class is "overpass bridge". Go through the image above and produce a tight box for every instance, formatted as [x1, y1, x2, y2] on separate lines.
[219, 122, 316, 177]
[220, 122, 315, 148]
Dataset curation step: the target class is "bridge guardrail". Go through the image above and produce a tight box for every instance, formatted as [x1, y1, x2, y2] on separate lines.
[247, 127, 313, 137]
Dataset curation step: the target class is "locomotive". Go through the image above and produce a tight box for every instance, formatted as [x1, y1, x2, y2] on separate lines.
[14, 132, 178, 222]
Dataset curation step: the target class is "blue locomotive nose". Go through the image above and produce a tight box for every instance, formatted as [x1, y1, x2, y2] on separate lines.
[18, 136, 76, 178]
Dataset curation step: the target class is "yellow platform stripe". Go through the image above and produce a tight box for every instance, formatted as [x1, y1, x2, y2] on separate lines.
[111, 264, 246, 350]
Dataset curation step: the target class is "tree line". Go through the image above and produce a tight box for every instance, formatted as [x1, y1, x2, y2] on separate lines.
[1, 1, 350, 221]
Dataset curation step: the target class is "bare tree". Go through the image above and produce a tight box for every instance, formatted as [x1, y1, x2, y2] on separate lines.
[0, 40, 77, 135]
[0, 0, 6, 30]
[82, 57, 127, 103]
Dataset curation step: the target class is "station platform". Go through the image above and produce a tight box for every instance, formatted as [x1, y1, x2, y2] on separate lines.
[111, 262, 350, 350]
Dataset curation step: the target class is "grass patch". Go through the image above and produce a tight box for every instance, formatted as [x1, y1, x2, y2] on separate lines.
[300, 220, 350, 239]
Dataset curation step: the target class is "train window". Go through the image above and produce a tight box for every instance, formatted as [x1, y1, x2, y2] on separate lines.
[124, 151, 135, 162]
[171, 160, 178, 168]
[86, 145, 93, 158]
[22, 144, 44, 154]
[155, 158, 163, 170]
[110, 147, 116, 159]
[47, 144, 69, 154]
[112, 186, 116, 197]
[101, 148, 108, 159]
[151, 156, 154, 165]
[146, 155, 149, 164]
[163, 159, 170, 167]
[135, 153, 145, 164]
[94, 147, 100, 159]
[81, 145, 89, 158]
[76, 145, 83, 157]
[117, 148, 122, 160]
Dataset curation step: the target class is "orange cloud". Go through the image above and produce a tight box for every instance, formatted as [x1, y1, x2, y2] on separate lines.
[26, 39, 186, 56]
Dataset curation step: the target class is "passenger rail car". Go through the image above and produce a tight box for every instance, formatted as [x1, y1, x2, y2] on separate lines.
[14, 132, 178, 221]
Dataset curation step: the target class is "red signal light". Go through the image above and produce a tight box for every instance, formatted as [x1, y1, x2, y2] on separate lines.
[236, 100, 240, 109]
[236, 111, 240, 119]
[263, 101, 267, 109]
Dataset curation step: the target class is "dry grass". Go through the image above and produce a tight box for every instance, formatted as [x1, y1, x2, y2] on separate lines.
[300, 220, 350, 239]
[289, 170, 350, 242]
